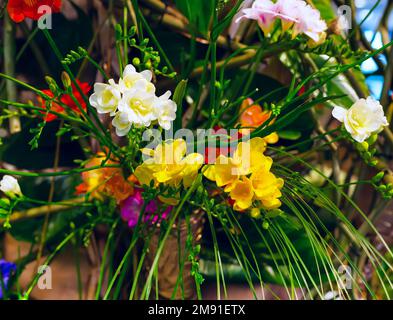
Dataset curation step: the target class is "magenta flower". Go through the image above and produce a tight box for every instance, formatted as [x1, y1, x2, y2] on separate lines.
[120, 189, 172, 228]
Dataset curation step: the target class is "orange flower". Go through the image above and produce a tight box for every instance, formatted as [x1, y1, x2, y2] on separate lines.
[37, 80, 91, 122]
[239, 98, 279, 144]
[7, 0, 62, 23]
[76, 153, 134, 203]
[105, 172, 135, 203]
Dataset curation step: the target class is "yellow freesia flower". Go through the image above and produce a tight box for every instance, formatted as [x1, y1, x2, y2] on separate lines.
[203, 137, 283, 212]
[135, 139, 204, 189]
[203, 137, 267, 187]
[229, 177, 254, 211]
[251, 166, 284, 210]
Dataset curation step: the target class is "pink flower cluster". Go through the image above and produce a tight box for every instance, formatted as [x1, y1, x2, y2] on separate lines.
[236, 0, 327, 43]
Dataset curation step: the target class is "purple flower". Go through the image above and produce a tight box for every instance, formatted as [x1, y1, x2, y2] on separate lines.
[0, 259, 16, 299]
[120, 189, 172, 228]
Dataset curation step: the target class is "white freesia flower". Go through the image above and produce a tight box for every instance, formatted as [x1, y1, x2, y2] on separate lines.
[153, 91, 177, 131]
[332, 97, 389, 143]
[89, 79, 121, 115]
[112, 111, 132, 137]
[0, 175, 22, 198]
[119, 64, 155, 94]
[118, 85, 156, 127]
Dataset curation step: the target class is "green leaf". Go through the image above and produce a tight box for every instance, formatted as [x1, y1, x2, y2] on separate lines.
[313, 0, 336, 21]
[174, 0, 215, 36]
[278, 130, 302, 140]
[173, 79, 188, 131]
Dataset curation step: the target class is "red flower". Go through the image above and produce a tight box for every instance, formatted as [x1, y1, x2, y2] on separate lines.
[7, 0, 62, 23]
[38, 80, 91, 122]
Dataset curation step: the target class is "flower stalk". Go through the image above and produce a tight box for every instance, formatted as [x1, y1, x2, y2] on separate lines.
[3, 13, 21, 134]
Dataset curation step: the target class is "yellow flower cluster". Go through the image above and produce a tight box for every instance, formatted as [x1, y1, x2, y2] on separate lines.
[203, 137, 284, 211]
[134, 139, 204, 189]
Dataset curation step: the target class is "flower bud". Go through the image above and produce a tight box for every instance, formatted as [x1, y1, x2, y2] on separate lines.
[61, 71, 72, 90]
[250, 208, 261, 219]
[0, 175, 22, 198]
[367, 134, 378, 146]
[132, 57, 140, 66]
[45, 76, 60, 96]
[372, 172, 385, 183]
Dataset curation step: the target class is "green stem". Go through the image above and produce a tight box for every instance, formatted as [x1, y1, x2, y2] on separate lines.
[22, 219, 102, 299]
[3, 14, 21, 133]
[131, 0, 176, 76]
[0, 99, 87, 125]
[140, 175, 202, 299]
[0, 164, 121, 177]
[95, 219, 119, 299]
[85, 56, 109, 81]
[103, 202, 148, 299]
[124, 3, 129, 66]
[41, 29, 122, 159]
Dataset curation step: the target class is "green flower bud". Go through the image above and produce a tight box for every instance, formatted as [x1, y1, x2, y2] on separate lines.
[372, 172, 385, 183]
[3, 220, 11, 229]
[361, 141, 369, 151]
[367, 134, 378, 146]
[168, 72, 177, 79]
[61, 71, 72, 89]
[356, 141, 368, 152]
[78, 46, 87, 55]
[45, 76, 60, 95]
[70, 50, 80, 59]
[378, 185, 387, 192]
[0, 197, 11, 208]
[145, 60, 152, 69]
[132, 57, 140, 66]
[141, 38, 149, 46]
[129, 26, 137, 36]
[250, 208, 261, 219]
[363, 151, 372, 161]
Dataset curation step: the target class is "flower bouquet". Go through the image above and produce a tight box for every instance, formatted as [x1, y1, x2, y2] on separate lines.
[0, 0, 393, 300]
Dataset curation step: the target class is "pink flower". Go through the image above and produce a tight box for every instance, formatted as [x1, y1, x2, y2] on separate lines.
[229, 0, 254, 39]
[120, 189, 172, 228]
[235, 0, 326, 43]
[236, 0, 297, 34]
[273, 0, 300, 30]
[291, 1, 327, 42]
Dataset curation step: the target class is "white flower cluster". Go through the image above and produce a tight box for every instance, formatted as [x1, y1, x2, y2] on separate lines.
[332, 97, 389, 143]
[236, 0, 327, 43]
[89, 64, 177, 136]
